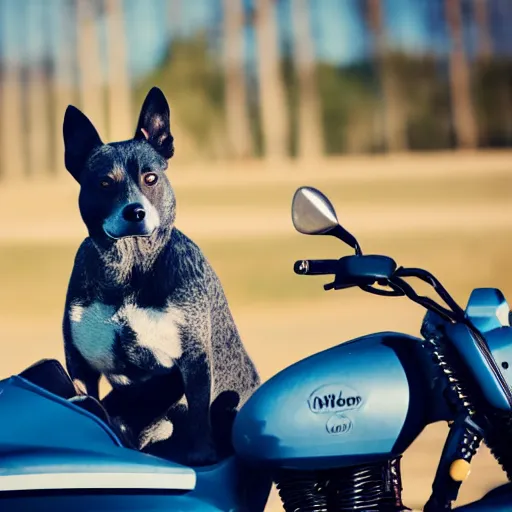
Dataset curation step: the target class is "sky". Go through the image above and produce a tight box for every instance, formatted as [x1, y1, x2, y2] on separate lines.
[0, 0, 510, 81]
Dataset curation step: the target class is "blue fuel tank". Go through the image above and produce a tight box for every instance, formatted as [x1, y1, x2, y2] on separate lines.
[233, 332, 440, 470]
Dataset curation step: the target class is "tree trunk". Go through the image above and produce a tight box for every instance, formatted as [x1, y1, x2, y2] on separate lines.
[445, 0, 478, 149]
[0, 3, 25, 180]
[161, 0, 200, 162]
[53, 0, 76, 175]
[76, 0, 107, 141]
[496, 0, 512, 143]
[366, 0, 407, 152]
[472, 0, 492, 146]
[223, 0, 252, 159]
[26, 68, 51, 178]
[0, 66, 25, 181]
[25, 0, 51, 178]
[254, 0, 289, 160]
[473, 0, 492, 59]
[105, 0, 132, 142]
[168, 0, 183, 39]
[290, 0, 323, 159]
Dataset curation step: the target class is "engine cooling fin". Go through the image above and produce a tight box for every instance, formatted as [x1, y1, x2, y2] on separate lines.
[275, 457, 410, 512]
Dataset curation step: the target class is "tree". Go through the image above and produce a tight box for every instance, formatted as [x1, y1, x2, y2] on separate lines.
[53, 0, 76, 175]
[76, 0, 107, 141]
[26, 1, 52, 177]
[445, 0, 478, 148]
[168, 0, 183, 39]
[0, 0, 25, 180]
[105, 0, 132, 142]
[365, 0, 408, 152]
[254, 0, 289, 160]
[223, 0, 253, 158]
[290, 0, 323, 158]
[495, 0, 512, 143]
[473, 0, 492, 60]
[472, 0, 492, 146]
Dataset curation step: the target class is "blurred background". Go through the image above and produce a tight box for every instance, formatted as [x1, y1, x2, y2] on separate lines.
[0, 0, 512, 510]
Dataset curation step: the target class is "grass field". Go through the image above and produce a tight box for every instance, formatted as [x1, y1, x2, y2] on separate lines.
[0, 153, 511, 510]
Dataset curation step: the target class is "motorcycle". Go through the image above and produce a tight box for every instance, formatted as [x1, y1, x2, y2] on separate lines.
[1, 185, 512, 511]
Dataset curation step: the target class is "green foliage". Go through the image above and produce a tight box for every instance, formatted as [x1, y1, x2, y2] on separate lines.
[134, 33, 227, 159]
[317, 61, 379, 154]
[281, 54, 299, 158]
[384, 52, 452, 151]
[134, 33, 512, 158]
[246, 76, 264, 158]
[473, 57, 512, 148]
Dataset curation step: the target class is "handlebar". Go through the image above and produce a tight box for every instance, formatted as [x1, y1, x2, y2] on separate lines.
[293, 259, 339, 276]
[294, 255, 397, 287]
[294, 254, 467, 325]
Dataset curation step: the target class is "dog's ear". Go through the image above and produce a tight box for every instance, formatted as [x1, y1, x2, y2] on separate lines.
[63, 106, 103, 183]
[133, 87, 174, 160]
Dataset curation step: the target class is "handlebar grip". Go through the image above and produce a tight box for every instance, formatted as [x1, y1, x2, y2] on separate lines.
[294, 259, 339, 276]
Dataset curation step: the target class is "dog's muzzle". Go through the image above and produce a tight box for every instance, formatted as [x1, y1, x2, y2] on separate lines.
[103, 198, 160, 240]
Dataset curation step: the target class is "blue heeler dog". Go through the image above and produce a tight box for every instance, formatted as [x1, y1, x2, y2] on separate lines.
[62, 87, 260, 466]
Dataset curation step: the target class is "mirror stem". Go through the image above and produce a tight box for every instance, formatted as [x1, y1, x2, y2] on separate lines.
[330, 225, 362, 255]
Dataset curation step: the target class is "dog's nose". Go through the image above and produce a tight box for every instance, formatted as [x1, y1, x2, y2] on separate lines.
[123, 203, 146, 223]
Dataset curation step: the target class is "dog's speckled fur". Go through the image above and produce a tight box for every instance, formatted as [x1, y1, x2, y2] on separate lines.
[62, 87, 260, 466]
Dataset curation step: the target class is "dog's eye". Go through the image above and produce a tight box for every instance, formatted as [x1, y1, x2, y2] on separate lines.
[143, 173, 158, 186]
[99, 178, 113, 189]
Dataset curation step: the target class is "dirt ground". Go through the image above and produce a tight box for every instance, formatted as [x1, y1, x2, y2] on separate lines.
[0, 152, 511, 510]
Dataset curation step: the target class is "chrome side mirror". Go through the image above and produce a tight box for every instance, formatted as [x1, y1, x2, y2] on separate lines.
[291, 186, 361, 254]
[291, 186, 339, 235]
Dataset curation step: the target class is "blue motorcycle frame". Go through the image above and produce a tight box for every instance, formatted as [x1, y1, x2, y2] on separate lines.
[1, 185, 511, 511]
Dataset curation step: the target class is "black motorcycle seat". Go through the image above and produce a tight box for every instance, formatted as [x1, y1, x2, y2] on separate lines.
[18, 358, 77, 400]
[17, 358, 132, 446]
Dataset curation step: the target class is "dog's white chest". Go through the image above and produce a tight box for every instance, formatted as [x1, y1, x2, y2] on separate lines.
[69, 301, 185, 374]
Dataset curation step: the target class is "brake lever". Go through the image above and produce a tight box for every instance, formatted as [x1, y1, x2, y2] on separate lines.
[324, 276, 403, 295]
[324, 281, 351, 291]
[360, 284, 404, 297]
